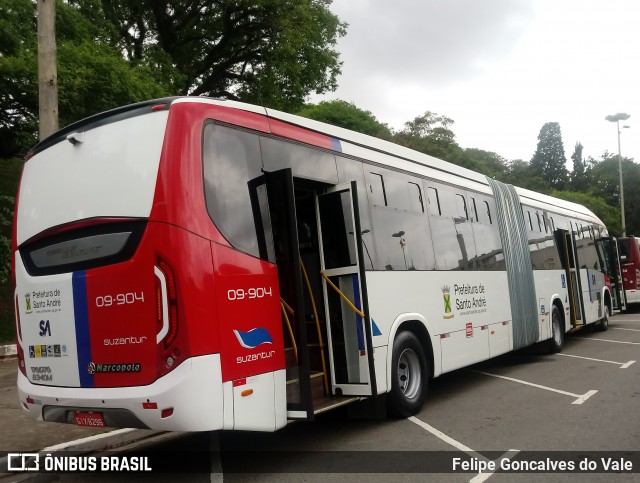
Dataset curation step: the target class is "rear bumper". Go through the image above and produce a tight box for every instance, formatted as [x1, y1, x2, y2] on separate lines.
[625, 289, 640, 304]
[18, 354, 224, 432]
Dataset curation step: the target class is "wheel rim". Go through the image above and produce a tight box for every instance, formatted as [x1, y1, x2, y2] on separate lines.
[397, 348, 421, 399]
[603, 307, 610, 327]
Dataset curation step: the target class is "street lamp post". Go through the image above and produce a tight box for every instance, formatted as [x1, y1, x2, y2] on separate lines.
[605, 113, 631, 236]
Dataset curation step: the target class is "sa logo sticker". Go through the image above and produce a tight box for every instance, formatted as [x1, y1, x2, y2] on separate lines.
[39, 320, 51, 337]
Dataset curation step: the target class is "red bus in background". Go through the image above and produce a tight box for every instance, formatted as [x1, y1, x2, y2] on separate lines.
[618, 236, 640, 305]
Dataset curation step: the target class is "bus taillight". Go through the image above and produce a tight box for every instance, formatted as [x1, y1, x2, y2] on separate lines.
[14, 293, 26, 376]
[154, 260, 181, 373]
[636, 269, 640, 290]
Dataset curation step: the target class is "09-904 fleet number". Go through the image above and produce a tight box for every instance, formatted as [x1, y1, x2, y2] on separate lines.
[95, 292, 144, 307]
[227, 287, 272, 301]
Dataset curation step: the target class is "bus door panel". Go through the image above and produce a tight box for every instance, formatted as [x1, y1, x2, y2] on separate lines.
[316, 182, 376, 397]
[596, 237, 627, 312]
[249, 168, 314, 420]
[554, 229, 586, 327]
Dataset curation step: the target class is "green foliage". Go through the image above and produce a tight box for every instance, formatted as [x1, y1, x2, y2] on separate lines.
[0, 158, 22, 342]
[1, 0, 346, 155]
[0, 196, 13, 286]
[394, 111, 458, 161]
[96, 0, 346, 111]
[498, 159, 550, 193]
[531, 122, 568, 189]
[464, 148, 509, 180]
[570, 142, 587, 191]
[297, 100, 392, 138]
[586, 152, 640, 235]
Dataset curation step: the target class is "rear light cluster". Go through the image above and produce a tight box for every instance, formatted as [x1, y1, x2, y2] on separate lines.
[154, 260, 183, 377]
[636, 269, 640, 290]
[14, 293, 26, 376]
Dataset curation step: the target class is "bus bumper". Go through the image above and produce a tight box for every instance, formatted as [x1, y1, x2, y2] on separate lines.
[17, 354, 224, 432]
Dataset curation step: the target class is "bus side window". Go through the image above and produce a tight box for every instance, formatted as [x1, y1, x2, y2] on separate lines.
[369, 173, 387, 206]
[409, 182, 424, 213]
[484, 201, 492, 224]
[471, 197, 478, 222]
[456, 194, 468, 221]
[427, 187, 441, 216]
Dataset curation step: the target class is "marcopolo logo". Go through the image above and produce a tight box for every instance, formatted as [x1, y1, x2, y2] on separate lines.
[233, 328, 273, 349]
[87, 362, 141, 375]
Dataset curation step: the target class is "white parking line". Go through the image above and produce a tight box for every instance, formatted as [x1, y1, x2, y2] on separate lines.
[473, 371, 597, 405]
[612, 327, 640, 332]
[556, 353, 636, 369]
[408, 416, 519, 483]
[470, 449, 520, 483]
[574, 337, 640, 345]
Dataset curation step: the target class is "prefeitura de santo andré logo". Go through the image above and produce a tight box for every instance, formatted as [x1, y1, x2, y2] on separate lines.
[442, 285, 454, 319]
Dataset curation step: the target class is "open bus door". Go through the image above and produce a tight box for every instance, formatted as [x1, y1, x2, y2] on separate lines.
[596, 237, 627, 312]
[316, 182, 377, 397]
[554, 229, 586, 328]
[249, 168, 314, 421]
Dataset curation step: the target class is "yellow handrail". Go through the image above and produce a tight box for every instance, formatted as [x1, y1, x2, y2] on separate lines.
[320, 270, 366, 318]
[300, 258, 329, 395]
[280, 299, 298, 363]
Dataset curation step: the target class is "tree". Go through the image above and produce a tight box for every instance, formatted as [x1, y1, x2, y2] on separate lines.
[570, 141, 587, 191]
[501, 159, 550, 193]
[586, 152, 640, 235]
[394, 111, 459, 161]
[464, 148, 509, 180]
[551, 190, 621, 236]
[0, 0, 176, 158]
[530, 122, 568, 190]
[297, 100, 392, 139]
[94, 0, 347, 111]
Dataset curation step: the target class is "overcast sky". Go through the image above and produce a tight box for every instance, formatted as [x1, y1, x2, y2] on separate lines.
[314, 0, 640, 168]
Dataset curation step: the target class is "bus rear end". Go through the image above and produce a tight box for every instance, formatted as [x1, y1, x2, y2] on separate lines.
[618, 236, 640, 304]
[12, 100, 229, 431]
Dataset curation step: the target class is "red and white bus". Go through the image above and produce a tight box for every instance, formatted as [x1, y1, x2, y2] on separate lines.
[13, 97, 615, 432]
[617, 236, 640, 305]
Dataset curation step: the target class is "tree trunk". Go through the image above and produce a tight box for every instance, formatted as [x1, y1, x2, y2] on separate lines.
[38, 0, 58, 140]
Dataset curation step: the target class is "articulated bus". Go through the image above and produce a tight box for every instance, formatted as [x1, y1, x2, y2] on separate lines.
[12, 97, 622, 432]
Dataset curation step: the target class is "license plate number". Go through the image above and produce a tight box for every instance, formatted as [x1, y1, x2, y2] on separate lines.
[74, 412, 105, 427]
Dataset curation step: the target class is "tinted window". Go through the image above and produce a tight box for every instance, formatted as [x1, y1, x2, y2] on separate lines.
[261, 137, 338, 184]
[202, 123, 263, 258]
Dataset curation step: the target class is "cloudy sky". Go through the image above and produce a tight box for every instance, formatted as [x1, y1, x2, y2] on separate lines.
[314, 0, 640, 167]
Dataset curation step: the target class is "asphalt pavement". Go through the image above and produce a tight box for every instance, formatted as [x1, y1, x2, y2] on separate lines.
[0, 350, 164, 457]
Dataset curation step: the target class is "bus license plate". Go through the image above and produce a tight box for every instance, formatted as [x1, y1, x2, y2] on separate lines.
[74, 412, 106, 427]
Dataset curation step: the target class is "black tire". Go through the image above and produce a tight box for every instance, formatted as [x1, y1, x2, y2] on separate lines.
[596, 304, 610, 332]
[547, 305, 564, 353]
[388, 331, 428, 418]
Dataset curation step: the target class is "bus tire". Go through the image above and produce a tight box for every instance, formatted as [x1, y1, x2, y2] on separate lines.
[547, 306, 564, 353]
[388, 331, 428, 418]
[596, 305, 610, 332]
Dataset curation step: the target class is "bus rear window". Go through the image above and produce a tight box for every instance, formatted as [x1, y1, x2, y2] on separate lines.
[618, 238, 630, 262]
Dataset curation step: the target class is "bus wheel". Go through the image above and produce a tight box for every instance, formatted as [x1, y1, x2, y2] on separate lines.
[388, 331, 428, 417]
[596, 305, 610, 332]
[547, 306, 564, 353]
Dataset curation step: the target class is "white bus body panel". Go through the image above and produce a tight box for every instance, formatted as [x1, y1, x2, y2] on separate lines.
[17, 111, 169, 245]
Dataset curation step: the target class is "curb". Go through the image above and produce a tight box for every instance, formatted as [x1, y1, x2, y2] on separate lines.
[0, 344, 17, 360]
